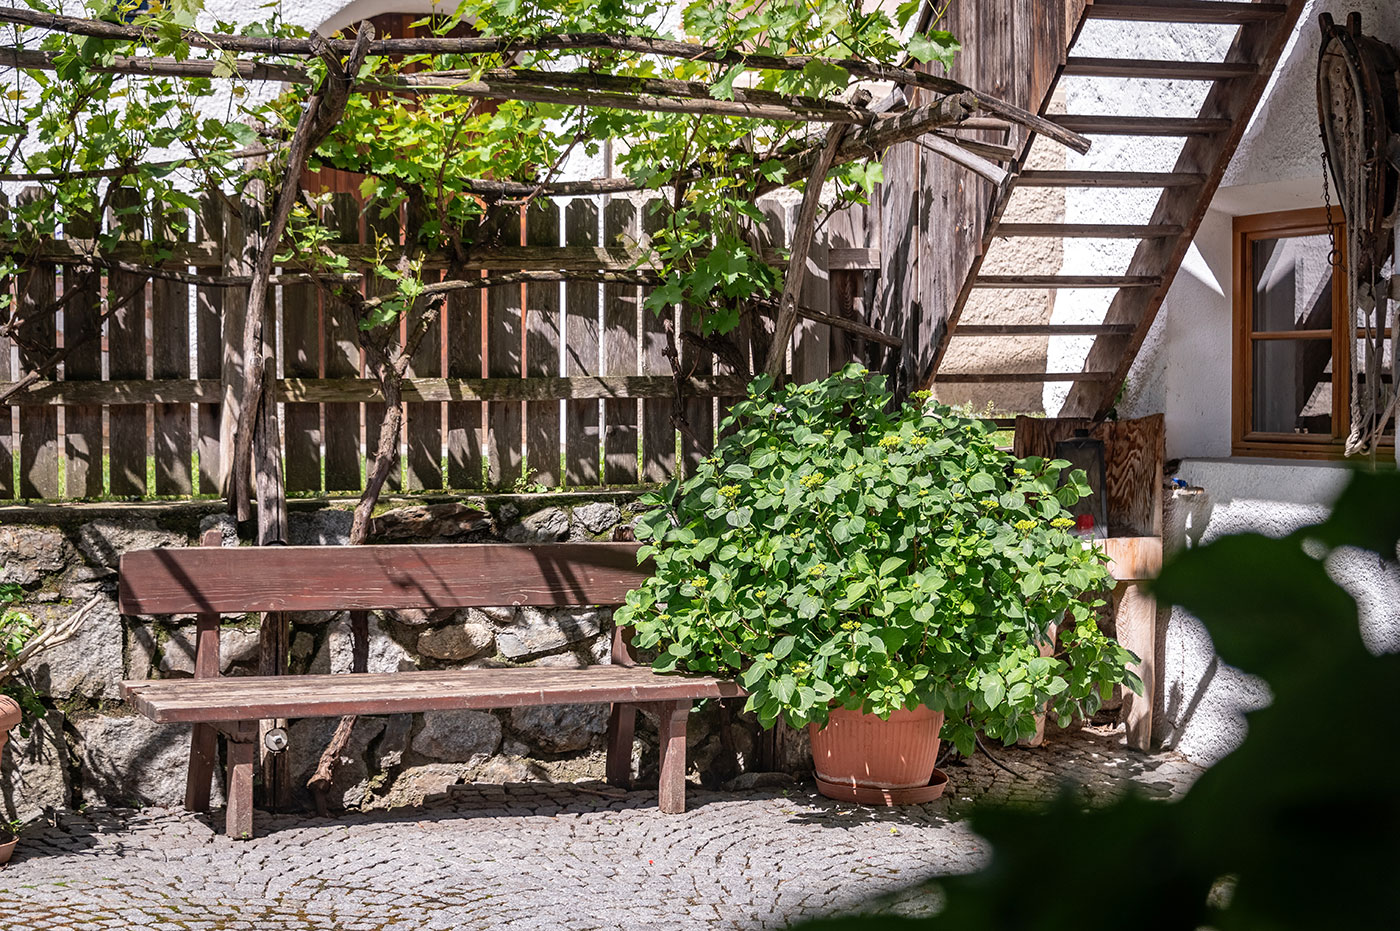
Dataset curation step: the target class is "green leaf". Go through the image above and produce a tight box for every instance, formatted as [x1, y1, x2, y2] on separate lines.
[907, 30, 961, 70]
[772, 635, 796, 659]
[710, 63, 745, 101]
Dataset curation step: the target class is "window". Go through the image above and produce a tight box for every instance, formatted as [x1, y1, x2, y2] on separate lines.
[1231, 207, 1393, 458]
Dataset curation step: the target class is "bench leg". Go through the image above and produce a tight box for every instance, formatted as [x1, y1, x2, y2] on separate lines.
[655, 699, 691, 814]
[225, 729, 256, 840]
[184, 723, 219, 813]
[606, 702, 637, 789]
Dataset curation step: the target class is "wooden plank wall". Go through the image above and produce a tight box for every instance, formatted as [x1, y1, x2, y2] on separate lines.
[875, 0, 1084, 397]
[0, 190, 824, 501]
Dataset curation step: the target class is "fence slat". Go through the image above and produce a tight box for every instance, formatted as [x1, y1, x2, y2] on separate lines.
[281, 267, 320, 493]
[640, 200, 674, 483]
[363, 202, 401, 492]
[525, 201, 561, 488]
[445, 285, 483, 489]
[195, 197, 223, 494]
[16, 189, 58, 499]
[62, 212, 103, 497]
[563, 198, 600, 486]
[603, 199, 639, 485]
[0, 196, 11, 500]
[403, 197, 442, 491]
[107, 188, 148, 496]
[681, 305, 714, 475]
[487, 207, 524, 489]
[152, 208, 193, 495]
[323, 193, 363, 492]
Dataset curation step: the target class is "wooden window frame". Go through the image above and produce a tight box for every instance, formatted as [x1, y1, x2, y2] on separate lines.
[1229, 206, 1388, 459]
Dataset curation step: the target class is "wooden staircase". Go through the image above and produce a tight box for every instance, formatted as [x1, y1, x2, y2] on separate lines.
[928, 0, 1308, 418]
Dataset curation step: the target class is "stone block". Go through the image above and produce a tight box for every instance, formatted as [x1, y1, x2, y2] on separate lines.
[76, 519, 186, 571]
[76, 713, 223, 809]
[24, 596, 123, 700]
[572, 502, 621, 535]
[412, 710, 502, 763]
[503, 506, 570, 543]
[507, 704, 608, 754]
[197, 513, 238, 547]
[287, 509, 353, 546]
[370, 503, 492, 542]
[0, 527, 71, 586]
[310, 613, 415, 675]
[1, 710, 71, 822]
[417, 621, 495, 661]
[495, 607, 603, 659]
[288, 715, 385, 810]
[159, 625, 261, 676]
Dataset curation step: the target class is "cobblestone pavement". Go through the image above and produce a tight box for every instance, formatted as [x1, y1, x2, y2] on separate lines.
[1, 728, 1202, 931]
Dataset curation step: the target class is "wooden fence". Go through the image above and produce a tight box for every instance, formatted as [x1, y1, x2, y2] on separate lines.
[0, 187, 873, 501]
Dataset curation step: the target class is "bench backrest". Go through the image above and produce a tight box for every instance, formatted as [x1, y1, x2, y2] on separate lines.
[118, 543, 651, 615]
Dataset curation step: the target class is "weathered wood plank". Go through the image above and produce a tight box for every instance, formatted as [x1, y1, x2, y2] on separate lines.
[994, 223, 1185, 238]
[603, 199, 640, 484]
[1018, 169, 1208, 187]
[1062, 57, 1259, 80]
[0, 199, 12, 500]
[363, 203, 402, 492]
[445, 284, 483, 489]
[404, 198, 443, 492]
[61, 213, 103, 497]
[194, 197, 224, 495]
[281, 262, 321, 493]
[563, 198, 601, 486]
[1086, 1, 1287, 24]
[640, 199, 673, 483]
[16, 189, 59, 499]
[108, 188, 150, 496]
[122, 664, 741, 725]
[323, 193, 363, 492]
[119, 541, 651, 614]
[152, 209, 192, 495]
[525, 201, 561, 488]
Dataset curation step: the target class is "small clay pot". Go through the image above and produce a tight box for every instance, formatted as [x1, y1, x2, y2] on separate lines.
[808, 704, 945, 796]
[0, 836, 16, 866]
[0, 694, 21, 761]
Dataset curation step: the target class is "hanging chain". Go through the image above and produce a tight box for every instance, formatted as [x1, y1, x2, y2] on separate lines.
[1321, 137, 1342, 267]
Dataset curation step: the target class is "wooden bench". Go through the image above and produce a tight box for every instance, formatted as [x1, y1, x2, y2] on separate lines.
[118, 536, 742, 838]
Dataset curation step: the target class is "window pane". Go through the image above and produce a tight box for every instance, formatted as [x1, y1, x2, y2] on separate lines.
[1252, 234, 1334, 332]
[1252, 339, 1333, 435]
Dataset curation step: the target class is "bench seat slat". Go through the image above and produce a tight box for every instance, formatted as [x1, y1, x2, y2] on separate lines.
[119, 543, 651, 615]
[122, 666, 743, 724]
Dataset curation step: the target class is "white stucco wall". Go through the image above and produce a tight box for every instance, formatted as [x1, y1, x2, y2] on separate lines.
[1104, 2, 1400, 764]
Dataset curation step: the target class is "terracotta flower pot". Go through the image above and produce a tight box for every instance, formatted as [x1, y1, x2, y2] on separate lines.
[808, 704, 945, 793]
[0, 836, 15, 866]
[0, 694, 20, 760]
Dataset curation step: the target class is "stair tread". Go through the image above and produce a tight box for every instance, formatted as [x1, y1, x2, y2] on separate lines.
[951, 324, 1138, 336]
[934, 372, 1116, 383]
[1047, 114, 1233, 135]
[974, 275, 1163, 288]
[994, 223, 1185, 238]
[1063, 57, 1261, 79]
[1085, 1, 1289, 24]
[1018, 170, 1207, 187]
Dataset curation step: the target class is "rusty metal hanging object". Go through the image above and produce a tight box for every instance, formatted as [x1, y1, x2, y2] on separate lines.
[1316, 11, 1400, 457]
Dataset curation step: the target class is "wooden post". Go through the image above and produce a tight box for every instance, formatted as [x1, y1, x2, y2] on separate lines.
[564, 198, 601, 486]
[195, 195, 225, 494]
[525, 200, 561, 487]
[16, 188, 59, 499]
[218, 191, 254, 503]
[322, 192, 364, 492]
[223, 722, 258, 839]
[655, 699, 691, 814]
[606, 624, 638, 788]
[184, 528, 224, 812]
[640, 199, 673, 483]
[62, 211, 103, 497]
[603, 199, 640, 484]
[1117, 582, 1157, 751]
[152, 205, 193, 495]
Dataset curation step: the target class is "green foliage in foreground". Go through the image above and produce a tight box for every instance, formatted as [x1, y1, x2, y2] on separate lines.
[0, 583, 44, 732]
[797, 469, 1400, 931]
[615, 366, 1137, 748]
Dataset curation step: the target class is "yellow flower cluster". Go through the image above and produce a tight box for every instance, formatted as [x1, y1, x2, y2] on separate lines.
[908, 435, 929, 448]
[839, 619, 861, 631]
[810, 564, 826, 576]
[878, 435, 901, 450]
[979, 498, 999, 508]
[1013, 467, 1029, 477]
[793, 661, 812, 677]
[910, 390, 931, 401]
[691, 576, 708, 589]
[719, 484, 741, 501]
[1051, 516, 1076, 529]
[656, 612, 671, 623]
[799, 472, 826, 489]
[1014, 519, 1037, 532]
[754, 589, 766, 600]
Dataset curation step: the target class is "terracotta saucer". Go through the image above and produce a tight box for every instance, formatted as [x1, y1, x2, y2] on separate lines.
[814, 768, 949, 806]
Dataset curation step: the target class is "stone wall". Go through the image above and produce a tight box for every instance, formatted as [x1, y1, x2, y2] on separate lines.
[1, 493, 802, 823]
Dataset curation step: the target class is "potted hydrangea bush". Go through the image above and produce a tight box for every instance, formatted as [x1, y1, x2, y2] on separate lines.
[615, 365, 1140, 801]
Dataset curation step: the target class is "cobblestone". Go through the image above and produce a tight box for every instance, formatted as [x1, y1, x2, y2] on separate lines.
[0, 728, 1201, 930]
